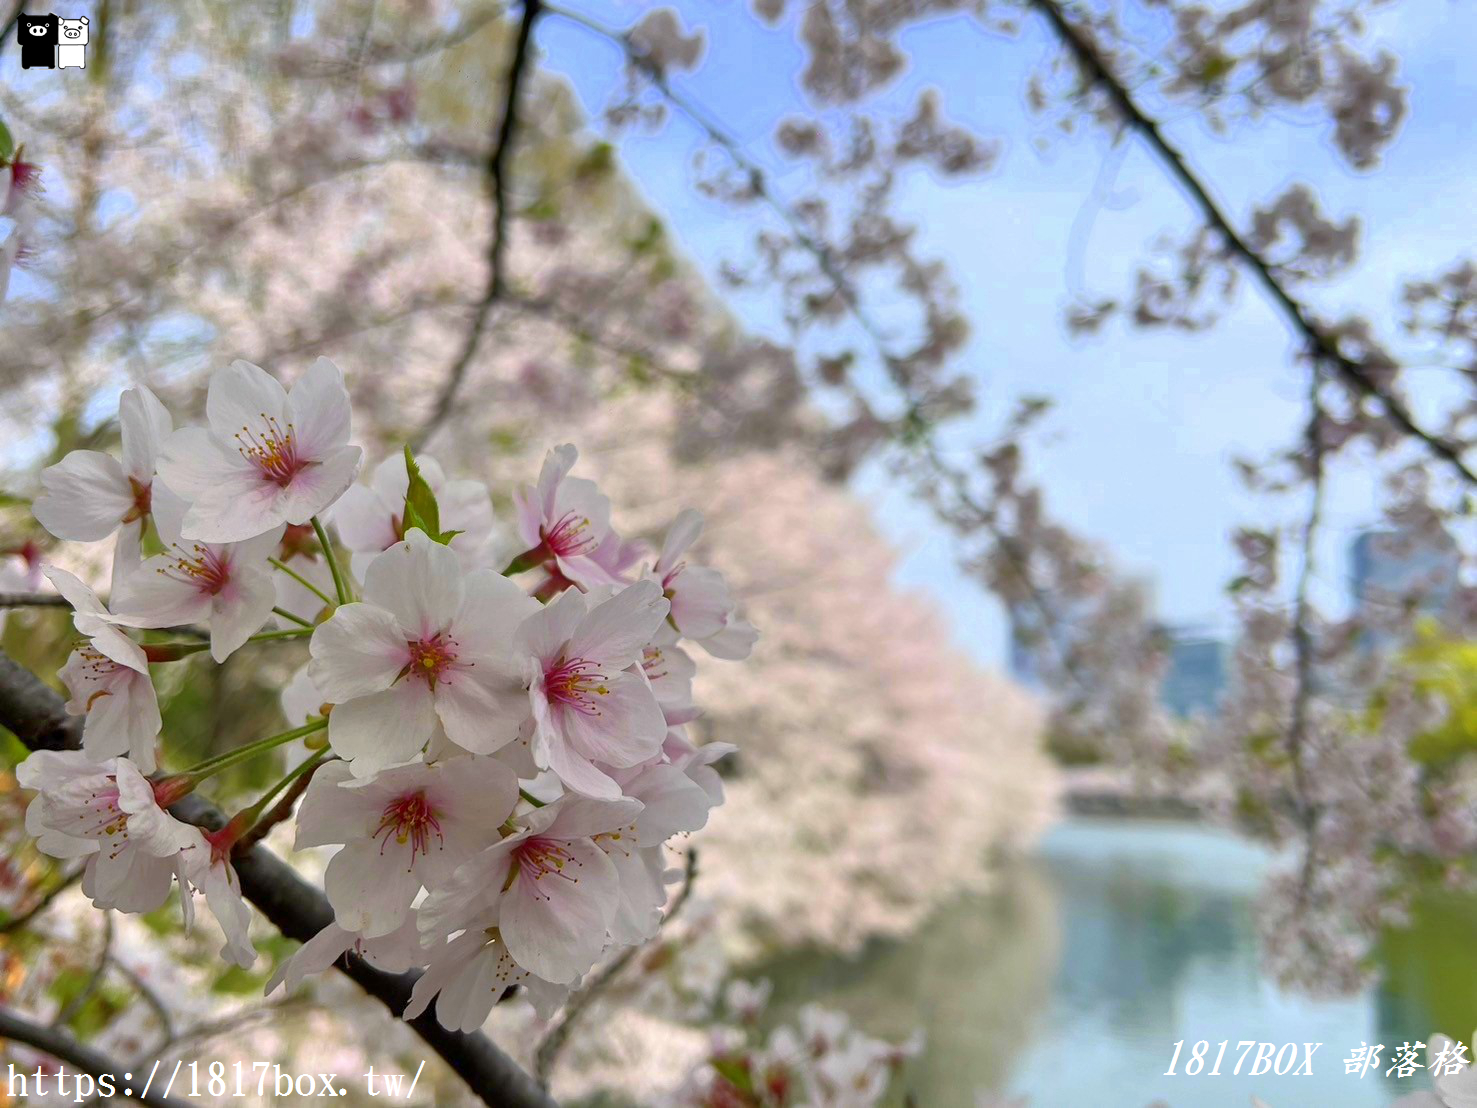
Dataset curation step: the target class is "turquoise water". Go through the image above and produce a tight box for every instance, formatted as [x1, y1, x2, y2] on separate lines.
[756, 818, 1445, 1107]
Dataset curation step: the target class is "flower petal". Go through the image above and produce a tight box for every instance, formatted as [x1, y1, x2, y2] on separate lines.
[33, 451, 132, 541]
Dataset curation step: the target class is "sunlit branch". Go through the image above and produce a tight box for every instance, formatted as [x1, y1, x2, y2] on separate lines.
[1033, 0, 1477, 488]
[416, 0, 545, 447]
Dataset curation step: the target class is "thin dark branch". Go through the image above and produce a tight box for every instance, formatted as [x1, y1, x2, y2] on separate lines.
[53, 910, 113, 1029]
[0, 591, 69, 608]
[533, 848, 698, 1086]
[415, 0, 544, 448]
[0, 1007, 191, 1108]
[0, 647, 557, 1108]
[0, 865, 83, 933]
[1033, 0, 1477, 487]
[1289, 368, 1326, 908]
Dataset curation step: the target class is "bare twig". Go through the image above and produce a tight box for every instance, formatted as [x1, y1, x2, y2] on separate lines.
[0, 865, 83, 934]
[0, 591, 69, 608]
[534, 848, 698, 1086]
[53, 910, 113, 1029]
[0, 1007, 191, 1108]
[1289, 368, 1326, 908]
[415, 0, 545, 447]
[1033, 0, 1477, 488]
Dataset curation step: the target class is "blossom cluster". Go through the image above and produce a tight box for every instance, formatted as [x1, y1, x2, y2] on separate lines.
[662, 981, 921, 1108]
[16, 358, 753, 1032]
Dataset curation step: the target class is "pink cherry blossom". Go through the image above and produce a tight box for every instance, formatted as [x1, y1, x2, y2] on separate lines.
[110, 489, 281, 662]
[32, 385, 172, 593]
[652, 509, 756, 660]
[294, 756, 518, 938]
[45, 567, 162, 772]
[512, 444, 624, 589]
[156, 358, 362, 544]
[511, 580, 670, 798]
[308, 529, 539, 777]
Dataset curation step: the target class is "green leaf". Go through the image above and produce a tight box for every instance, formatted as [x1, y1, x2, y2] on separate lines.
[401, 445, 461, 545]
[0, 120, 13, 163]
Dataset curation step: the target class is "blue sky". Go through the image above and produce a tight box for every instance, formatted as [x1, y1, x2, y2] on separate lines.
[534, 0, 1477, 668]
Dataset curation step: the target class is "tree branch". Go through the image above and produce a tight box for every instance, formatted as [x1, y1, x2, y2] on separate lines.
[1033, 0, 1477, 487]
[0, 591, 70, 608]
[0, 647, 557, 1108]
[0, 1007, 191, 1108]
[415, 0, 544, 448]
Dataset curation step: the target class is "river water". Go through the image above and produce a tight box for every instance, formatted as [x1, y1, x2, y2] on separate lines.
[756, 818, 1455, 1107]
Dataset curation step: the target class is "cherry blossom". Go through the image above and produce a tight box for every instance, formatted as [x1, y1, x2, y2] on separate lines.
[405, 917, 571, 1031]
[509, 580, 670, 798]
[178, 837, 257, 968]
[295, 756, 518, 938]
[308, 528, 540, 777]
[334, 451, 497, 580]
[32, 385, 171, 592]
[266, 918, 426, 998]
[650, 510, 756, 661]
[511, 444, 623, 589]
[45, 567, 162, 772]
[420, 794, 641, 984]
[110, 489, 281, 662]
[156, 358, 362, 544]
[17, 751, 196, 915]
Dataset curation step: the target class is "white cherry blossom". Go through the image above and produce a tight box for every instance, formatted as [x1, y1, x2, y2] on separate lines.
[405, 917, 571, 1030]
[156, 358, 362, 544]
[308, 529, 539, 777]
[110, 489, 281, 662]
[46, 567, 162, 772]
[420, 794, 641, 985]
[295, 756, 518, 938]
[334, 452, 497, 580]
[17, 751, 196, 915]
[32, 385, 172, 592]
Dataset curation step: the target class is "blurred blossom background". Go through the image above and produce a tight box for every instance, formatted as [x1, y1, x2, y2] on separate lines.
[3, 0, 1477, 1104]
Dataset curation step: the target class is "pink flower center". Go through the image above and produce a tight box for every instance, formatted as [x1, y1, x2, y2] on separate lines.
[373, 790, 443, 864]
[406, 633, 459, 687]
[513, 837, 581, 899]
[123, 476, 152, 524]
[73, 779, 131, 859]
[235, 415, 306, 487]
[158, 543, 232, 595]
[543, 655, 610, 716]
[542, 511, 598, 558]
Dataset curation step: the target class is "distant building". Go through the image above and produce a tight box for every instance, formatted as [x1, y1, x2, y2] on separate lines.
[1350, 528, 1459, 650]
[1159, 628, 1228, 719]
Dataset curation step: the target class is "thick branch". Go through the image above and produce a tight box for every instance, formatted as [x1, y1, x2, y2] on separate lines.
[416, 0, 544, 447]
[0, 592, 69, 608]
[0, 648, 556, 1108]
[1034, 0, 1477, 487]
[0, 1007, 191, 1108]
